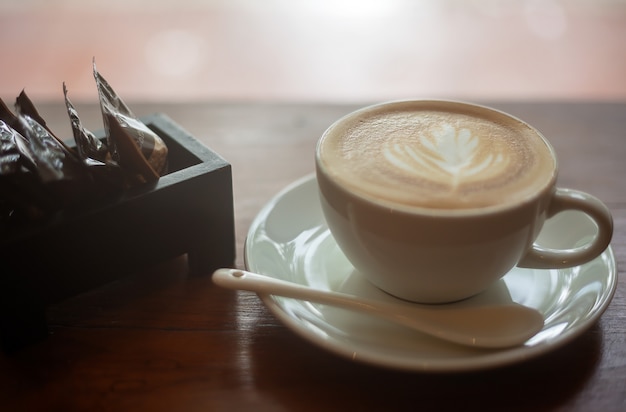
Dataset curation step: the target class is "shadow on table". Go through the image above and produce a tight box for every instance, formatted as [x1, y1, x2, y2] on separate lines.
[248, 320, 602, 411]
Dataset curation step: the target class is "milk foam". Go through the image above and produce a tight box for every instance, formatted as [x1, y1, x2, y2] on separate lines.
[318, 103, 555, 210]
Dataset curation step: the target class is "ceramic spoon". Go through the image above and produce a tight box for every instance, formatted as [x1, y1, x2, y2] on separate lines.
[212, 268, 544, 349]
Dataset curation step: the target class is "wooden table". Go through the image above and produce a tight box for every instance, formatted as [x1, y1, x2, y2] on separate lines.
[1, 101, 624, 411]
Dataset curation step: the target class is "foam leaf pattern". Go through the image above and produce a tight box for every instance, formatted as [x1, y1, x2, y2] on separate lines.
[383, 123, 504, 188]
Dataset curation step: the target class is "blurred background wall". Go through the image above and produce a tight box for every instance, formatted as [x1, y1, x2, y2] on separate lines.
[1, 0, 625, 103]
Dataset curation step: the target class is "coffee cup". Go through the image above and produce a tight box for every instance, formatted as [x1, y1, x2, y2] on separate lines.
[315, 100, 613, 303]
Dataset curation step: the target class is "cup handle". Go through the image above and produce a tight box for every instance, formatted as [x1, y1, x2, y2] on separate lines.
[518, 188, 613, 269]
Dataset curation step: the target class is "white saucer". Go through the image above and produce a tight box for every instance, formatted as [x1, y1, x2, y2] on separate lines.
[244, 174, 617, 372]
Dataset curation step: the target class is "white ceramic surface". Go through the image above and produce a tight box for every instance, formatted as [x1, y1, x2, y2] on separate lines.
[244, 174, 617, 372]
[315, 100, 613, 303]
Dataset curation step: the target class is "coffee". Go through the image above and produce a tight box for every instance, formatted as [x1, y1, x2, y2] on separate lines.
[315, 100, 612, 302]
[317, 101, 556, 210]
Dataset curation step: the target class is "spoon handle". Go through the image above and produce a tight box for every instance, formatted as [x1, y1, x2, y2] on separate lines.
[213, 268, 384, 311]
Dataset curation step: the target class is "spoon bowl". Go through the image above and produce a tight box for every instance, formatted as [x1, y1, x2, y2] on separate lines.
[212, 268, 544, 349]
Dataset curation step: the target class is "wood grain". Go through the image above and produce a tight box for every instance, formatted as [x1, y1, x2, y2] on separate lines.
[1, 101, 624, 411]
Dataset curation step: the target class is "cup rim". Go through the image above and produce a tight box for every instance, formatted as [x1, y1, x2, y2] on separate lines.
[315, 99, 559, 217]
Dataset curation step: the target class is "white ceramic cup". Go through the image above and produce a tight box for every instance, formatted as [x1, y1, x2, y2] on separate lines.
[315, 100, 613, 303]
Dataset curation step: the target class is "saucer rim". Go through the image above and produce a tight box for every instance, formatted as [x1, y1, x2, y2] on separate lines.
[244, 174, 618, 372]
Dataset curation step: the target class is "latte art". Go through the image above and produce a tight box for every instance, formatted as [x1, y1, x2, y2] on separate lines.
[317, 102, 556, 210]
[383, 124, 508, 190]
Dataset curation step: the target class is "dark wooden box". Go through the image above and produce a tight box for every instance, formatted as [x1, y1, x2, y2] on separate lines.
[0, 113, 235, 352]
